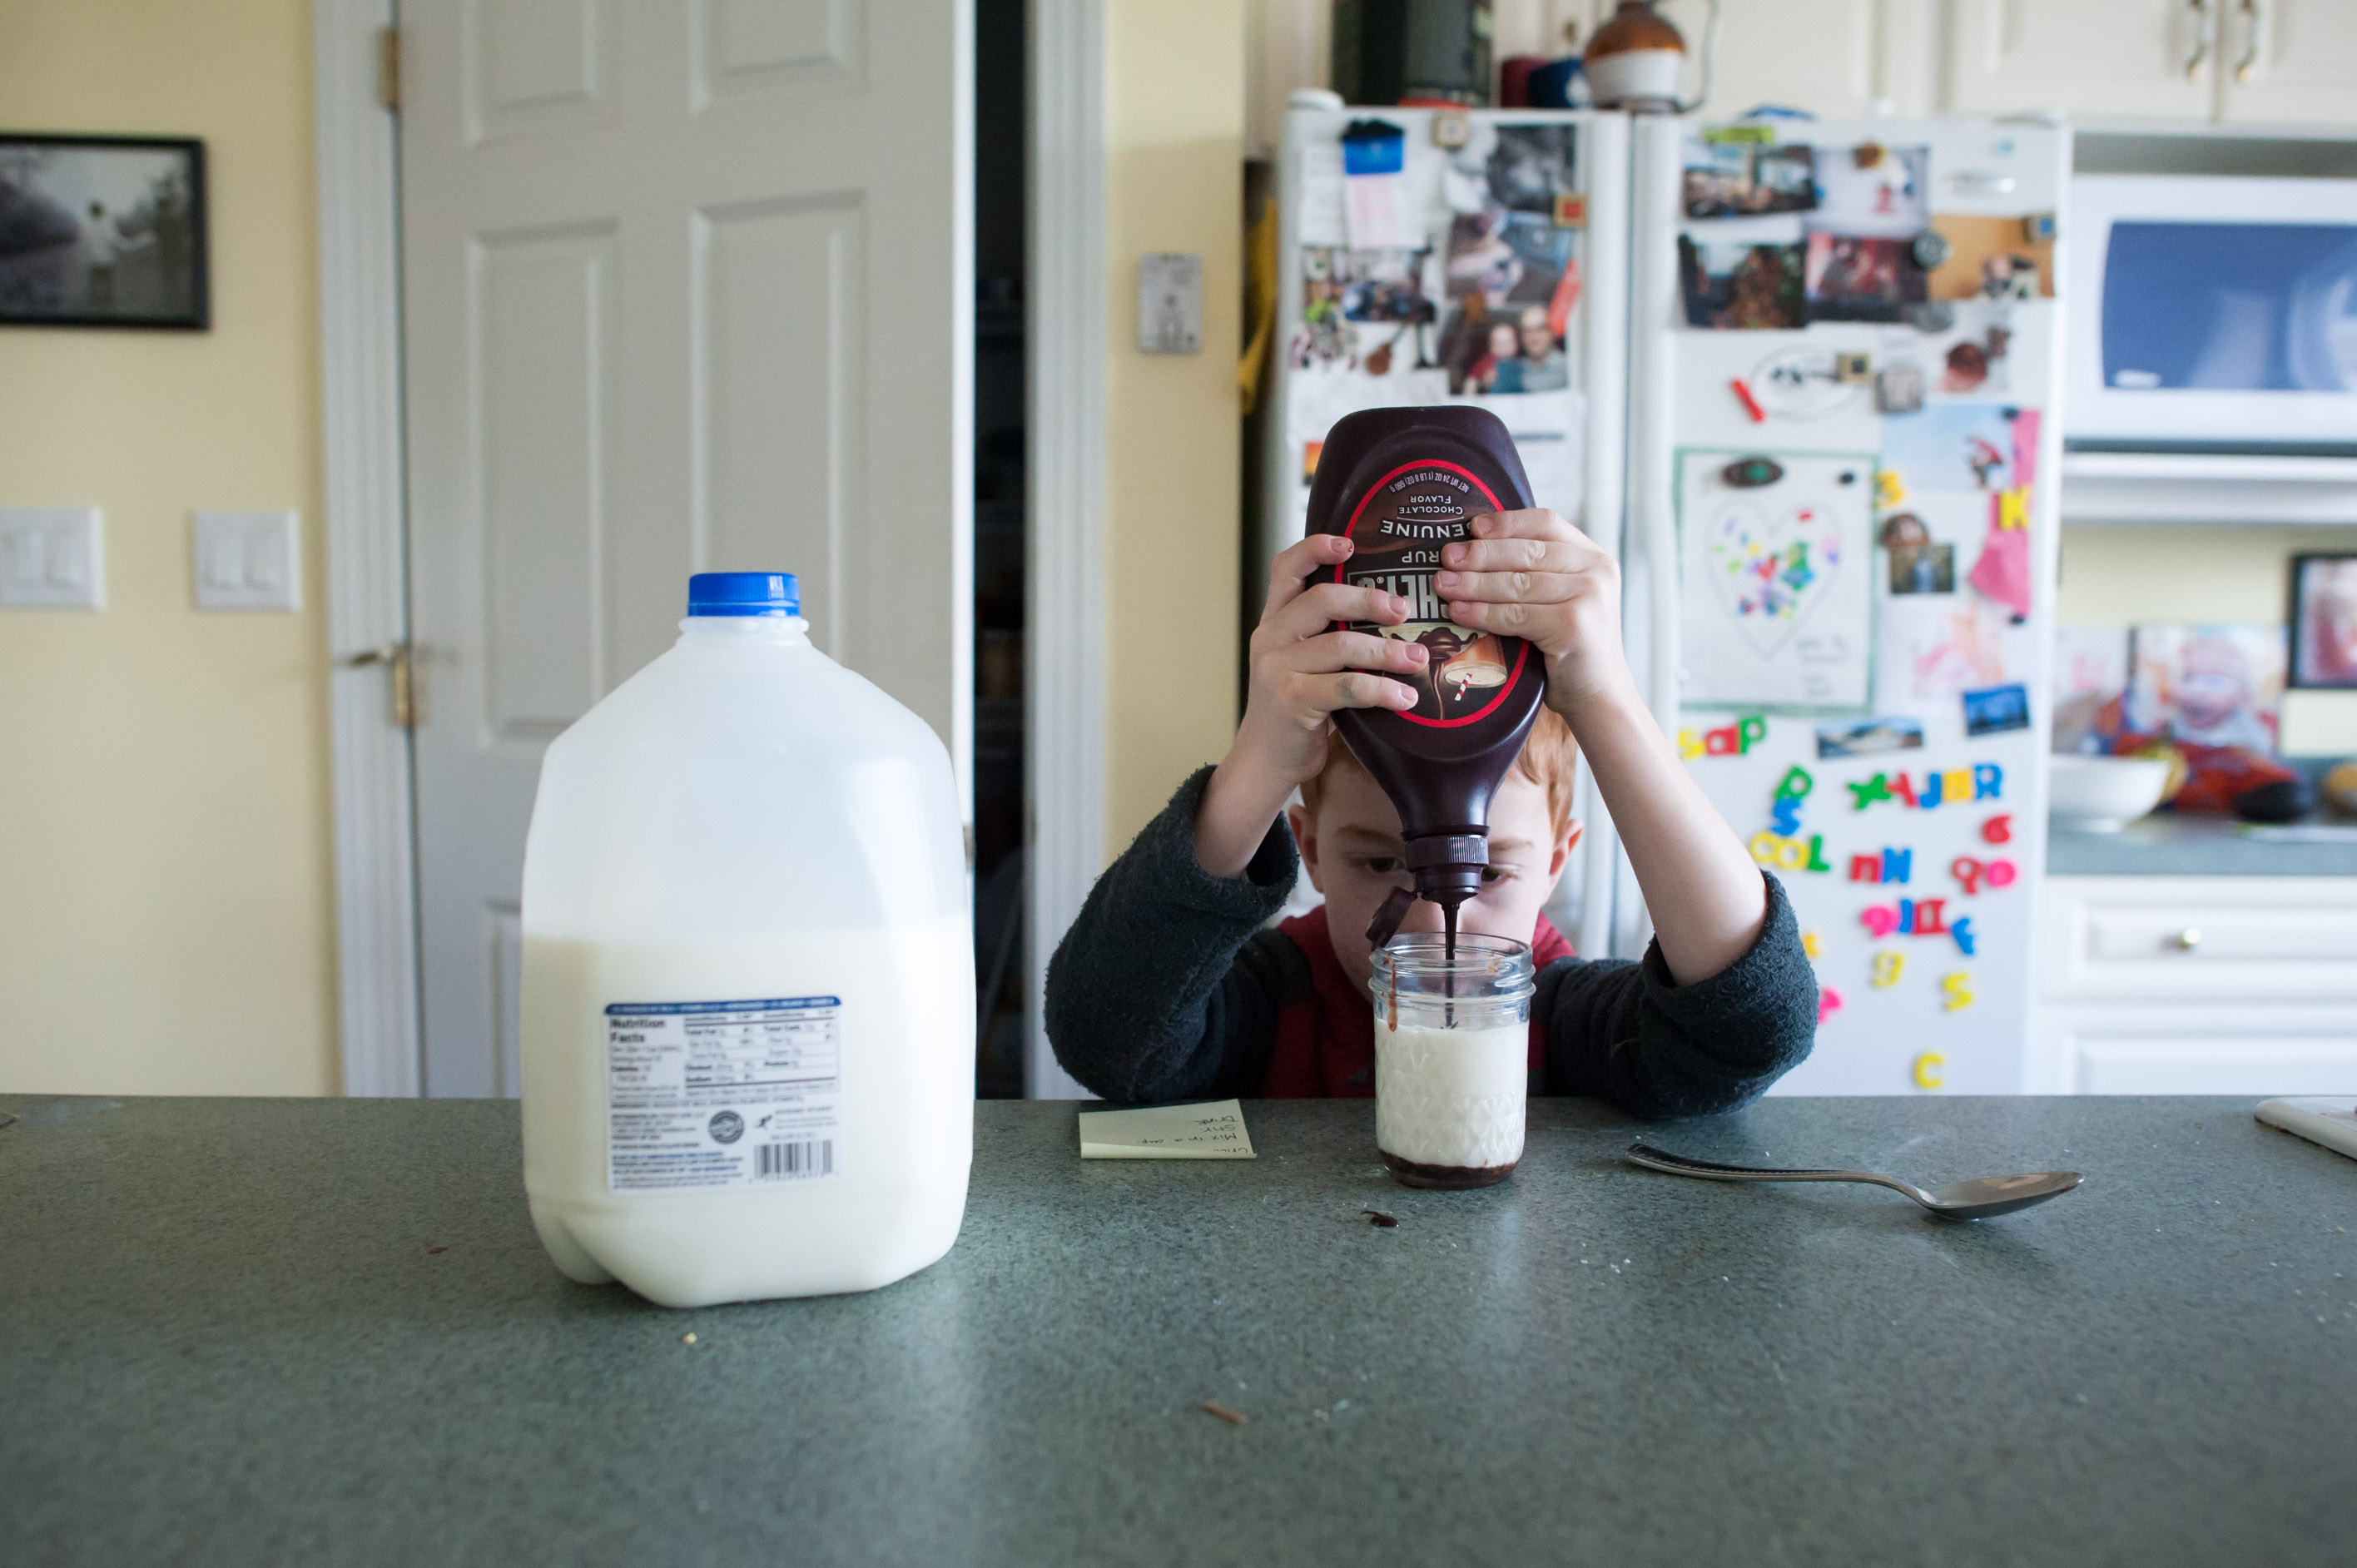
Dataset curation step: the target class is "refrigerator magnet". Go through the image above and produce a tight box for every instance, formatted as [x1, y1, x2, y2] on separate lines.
[1814, 715, 1924, 759]
[1876, 362, 1924, 414]
[1961, 682, 2031, 737]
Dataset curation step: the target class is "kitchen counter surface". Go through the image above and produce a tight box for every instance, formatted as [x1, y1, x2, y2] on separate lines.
[3, 1094, 2351, 1566]
[2048, 811, 2357, 876]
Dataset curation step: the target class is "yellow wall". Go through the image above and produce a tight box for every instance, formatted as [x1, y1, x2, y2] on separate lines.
[0, 0, 336, 1094]
[1103, 0, 1248, 857]
[2057, 524, 2352, 628]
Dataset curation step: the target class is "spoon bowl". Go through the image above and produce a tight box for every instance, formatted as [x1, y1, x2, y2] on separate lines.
[1625, 1144, 2082, 1220]
[1922, 1170, 2085, 1219]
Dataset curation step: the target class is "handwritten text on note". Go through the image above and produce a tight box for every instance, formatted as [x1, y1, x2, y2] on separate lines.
[1077, 1099, 1256, 1160]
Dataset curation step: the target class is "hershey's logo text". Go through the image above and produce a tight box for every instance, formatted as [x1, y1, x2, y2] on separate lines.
[1348, 570, 1446, 623]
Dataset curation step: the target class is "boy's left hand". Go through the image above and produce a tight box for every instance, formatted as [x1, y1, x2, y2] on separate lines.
[1437, 509, 1632, 717]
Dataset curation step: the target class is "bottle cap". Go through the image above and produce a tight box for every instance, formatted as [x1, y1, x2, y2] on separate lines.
[687, 572, 800, 618]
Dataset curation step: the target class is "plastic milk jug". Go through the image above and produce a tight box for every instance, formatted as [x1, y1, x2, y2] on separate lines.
[519, 572, 974, 1307]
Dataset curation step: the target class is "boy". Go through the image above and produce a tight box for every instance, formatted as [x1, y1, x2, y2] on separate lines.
[1047, 508, 1815, 1115]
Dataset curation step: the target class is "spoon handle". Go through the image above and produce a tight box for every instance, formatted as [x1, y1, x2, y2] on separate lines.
[1625, 1144, 1876, 1183]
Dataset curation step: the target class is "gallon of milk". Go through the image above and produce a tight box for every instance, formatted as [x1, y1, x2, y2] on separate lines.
[520, 572, 973, 1308]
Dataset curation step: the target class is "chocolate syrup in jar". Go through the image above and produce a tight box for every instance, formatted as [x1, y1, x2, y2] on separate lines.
[1307, 407, 1549, 958]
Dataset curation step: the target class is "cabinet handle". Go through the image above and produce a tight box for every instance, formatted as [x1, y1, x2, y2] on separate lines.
[2234, 0, 2264, 83]
[2171, 927, 2203, 952]
[2186, 0, 2216, 80]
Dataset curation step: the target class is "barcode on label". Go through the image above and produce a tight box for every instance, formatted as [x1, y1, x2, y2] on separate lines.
[755, 1139, 835, 1179]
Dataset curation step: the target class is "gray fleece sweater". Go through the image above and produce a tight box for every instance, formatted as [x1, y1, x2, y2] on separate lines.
[1045, 767, 1818, 1117]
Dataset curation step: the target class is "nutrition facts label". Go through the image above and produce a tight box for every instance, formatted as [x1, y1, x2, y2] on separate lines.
[604, 995, 844, 1192]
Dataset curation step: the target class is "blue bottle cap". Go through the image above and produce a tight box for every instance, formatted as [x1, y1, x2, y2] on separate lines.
[687, 572, 799, 618]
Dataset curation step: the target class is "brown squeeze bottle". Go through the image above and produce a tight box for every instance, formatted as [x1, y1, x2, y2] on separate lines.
[1307, 406, 1549, 959]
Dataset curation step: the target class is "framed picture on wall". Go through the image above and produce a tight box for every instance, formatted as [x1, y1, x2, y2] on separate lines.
[2290, 553, 2357, 689]
[0, 134, 208, 330]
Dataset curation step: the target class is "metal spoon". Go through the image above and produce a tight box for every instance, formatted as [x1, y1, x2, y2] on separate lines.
[1625, 1143, 2082, 1220]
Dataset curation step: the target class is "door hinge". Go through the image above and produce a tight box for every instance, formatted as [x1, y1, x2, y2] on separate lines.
[347, 642, 419, 731]
[377, 26, 401, 112]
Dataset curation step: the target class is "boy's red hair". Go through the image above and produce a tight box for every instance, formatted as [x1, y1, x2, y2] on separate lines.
[1298, 705, 1580, 843]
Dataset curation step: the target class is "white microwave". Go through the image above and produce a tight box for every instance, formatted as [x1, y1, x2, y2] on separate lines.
[2066, 174, 2357, 454]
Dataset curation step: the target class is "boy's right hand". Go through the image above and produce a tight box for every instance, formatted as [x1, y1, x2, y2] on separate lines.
[1194, 534, 1428, 878]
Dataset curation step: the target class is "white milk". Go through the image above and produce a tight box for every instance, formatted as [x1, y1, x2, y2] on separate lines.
[1373, 1018, 1529, 1171]
[519, 575, 973, 1308]
[522, 920, 971, 1308]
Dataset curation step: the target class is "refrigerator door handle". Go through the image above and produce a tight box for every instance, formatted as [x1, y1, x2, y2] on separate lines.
[1629, 117, 1684, 751]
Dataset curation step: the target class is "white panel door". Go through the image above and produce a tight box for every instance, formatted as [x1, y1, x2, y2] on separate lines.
[2216, 0, 2357, 122]
[1943, 0, 2216, 119]
[401, 0, 972, 1096]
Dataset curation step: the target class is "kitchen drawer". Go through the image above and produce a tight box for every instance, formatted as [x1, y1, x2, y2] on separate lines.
[2031, 1004, 2357, 1095]
[2041, 876, 2357, 1004]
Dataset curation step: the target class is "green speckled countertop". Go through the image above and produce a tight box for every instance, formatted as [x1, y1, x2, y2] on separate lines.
[3, 1094, 2352, 1566]
[2048, 812, 2357, 876]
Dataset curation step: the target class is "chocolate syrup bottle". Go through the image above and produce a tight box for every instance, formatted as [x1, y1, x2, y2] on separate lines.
[1308, 407, 1549, 955]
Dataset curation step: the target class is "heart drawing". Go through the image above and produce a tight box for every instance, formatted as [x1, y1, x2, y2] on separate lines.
[1703, 499, 1844, 659]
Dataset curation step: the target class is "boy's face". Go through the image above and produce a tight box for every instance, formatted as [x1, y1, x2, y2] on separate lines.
[1288, 765, 1579, 999]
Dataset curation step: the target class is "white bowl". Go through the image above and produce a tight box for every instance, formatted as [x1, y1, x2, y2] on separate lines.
[2049, 754, 2172, 832]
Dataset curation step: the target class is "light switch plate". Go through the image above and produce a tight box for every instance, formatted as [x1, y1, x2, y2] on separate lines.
[0, 506, 106, 609]
[193, 509, 302, 612]
[1138, 252, 1203, 354]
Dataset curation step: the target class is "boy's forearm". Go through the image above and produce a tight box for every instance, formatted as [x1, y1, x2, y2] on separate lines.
[1194, 749, 1295, 880]
[1561, 680, 1765, 985]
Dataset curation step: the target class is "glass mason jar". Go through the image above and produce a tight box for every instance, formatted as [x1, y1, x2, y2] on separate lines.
[1367, 934, 1537, 1189]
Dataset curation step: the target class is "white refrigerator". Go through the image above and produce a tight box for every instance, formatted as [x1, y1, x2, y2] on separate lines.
[1265, 107, 2070, 1094]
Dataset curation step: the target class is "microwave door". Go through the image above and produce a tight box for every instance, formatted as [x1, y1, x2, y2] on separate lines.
[2067, 175, 2357, 453]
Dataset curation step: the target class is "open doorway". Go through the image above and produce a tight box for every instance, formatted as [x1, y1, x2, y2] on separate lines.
[972, 0, 1027, 1098]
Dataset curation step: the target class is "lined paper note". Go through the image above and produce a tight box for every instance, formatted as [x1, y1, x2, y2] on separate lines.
[1078, 1099, 1256, 1160]
[1297, 142, 1347, 246]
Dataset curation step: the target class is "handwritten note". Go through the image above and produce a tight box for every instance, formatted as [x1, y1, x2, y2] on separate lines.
[1296, 141, 1347, 246]
[1077, 1099, 1256, 1160]
[1344, 170, 1420, 250]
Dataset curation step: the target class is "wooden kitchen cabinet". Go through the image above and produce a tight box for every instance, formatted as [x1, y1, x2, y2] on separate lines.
[2031, 1004, 2357, 1093]
[2035, 876, 2357, 1094]
[2216, 0, 2357, 124]
[1942, 0, 2217, 120]
[1655, 0, 1883, 119]
[1253, 0, 2357, 162]
[1943, 0, 2357, 126]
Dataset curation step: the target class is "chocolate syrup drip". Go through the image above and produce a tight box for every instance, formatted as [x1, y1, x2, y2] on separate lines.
[1442, 902, 1457, 1026]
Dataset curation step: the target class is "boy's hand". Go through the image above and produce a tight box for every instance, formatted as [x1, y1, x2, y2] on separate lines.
[1437, 509, 1634, 717]
[1445, 509, 1771, 985]
[1194, 534, 1428, 878]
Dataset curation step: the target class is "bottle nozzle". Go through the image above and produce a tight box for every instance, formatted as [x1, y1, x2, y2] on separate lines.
[1362, 833, 1487, 955]
[1406, 831, 1486, 909]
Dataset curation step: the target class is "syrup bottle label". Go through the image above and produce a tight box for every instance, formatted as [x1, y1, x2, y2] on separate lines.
[1338, 460, 1532, 727]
